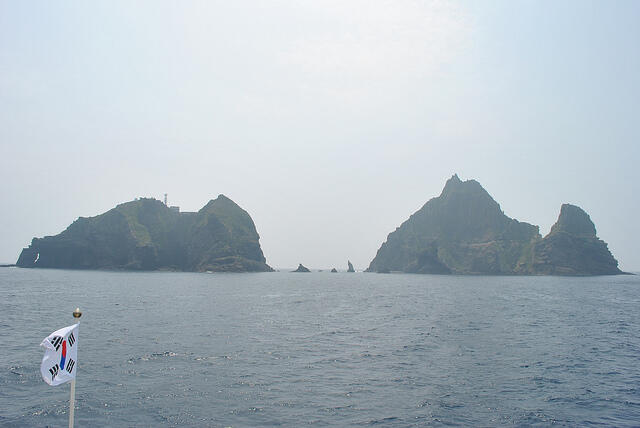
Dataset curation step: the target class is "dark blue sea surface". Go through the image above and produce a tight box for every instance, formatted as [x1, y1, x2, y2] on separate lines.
[1, 268, 639, 427]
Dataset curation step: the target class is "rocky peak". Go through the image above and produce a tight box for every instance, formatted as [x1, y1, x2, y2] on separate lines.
[439, 174, 489, 200]
[347, 260, 355, 272]
[446, 173, 462, 185]
[293, 263, 310, 273]
[548, 204, 597, 238]
[440, 174, 464, 195]
[201, 194, 235, 210]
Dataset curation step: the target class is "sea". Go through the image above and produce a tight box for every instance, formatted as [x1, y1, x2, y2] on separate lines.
[1, 268, 639, 427]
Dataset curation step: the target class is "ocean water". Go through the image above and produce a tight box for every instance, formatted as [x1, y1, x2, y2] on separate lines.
[1, 268, 639, 427]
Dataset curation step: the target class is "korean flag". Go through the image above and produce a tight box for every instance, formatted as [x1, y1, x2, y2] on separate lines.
[40, 324, 79, 386]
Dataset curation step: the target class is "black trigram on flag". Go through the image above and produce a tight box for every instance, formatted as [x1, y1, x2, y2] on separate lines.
[49, 363, 59, 381]
[66, 358, 75, 374]
[67, 332, 75, 347]
[50, 336, 63, 351]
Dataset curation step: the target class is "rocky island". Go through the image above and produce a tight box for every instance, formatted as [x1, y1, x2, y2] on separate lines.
[16, 195, 273, 272]
[347, 261, 355, 272]
[293, 264, 311, 273]
[367, 175, 623, 276]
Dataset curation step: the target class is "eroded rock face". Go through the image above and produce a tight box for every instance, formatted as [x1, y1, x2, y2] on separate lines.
[293, 264, 310, 273]
[549, 204, 597, 237]
[367, 175, 540, 274]
[16, 195, 273, 272]
[347, 261, 355, 272]
[528, 204, 621, 275]
[367, 176, 623, 276]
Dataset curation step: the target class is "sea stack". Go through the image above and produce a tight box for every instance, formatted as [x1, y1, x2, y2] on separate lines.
[293, 264, 311, 273]
[347, 261, 355, 272]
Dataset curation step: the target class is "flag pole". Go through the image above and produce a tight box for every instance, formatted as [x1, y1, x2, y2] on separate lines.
[69, 308, 82, 428]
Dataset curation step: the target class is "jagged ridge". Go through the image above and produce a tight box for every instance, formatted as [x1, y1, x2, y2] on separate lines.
[367, 175, 623, 276]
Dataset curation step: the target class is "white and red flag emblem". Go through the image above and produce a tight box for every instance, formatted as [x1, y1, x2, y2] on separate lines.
[40, 324, 79, 386]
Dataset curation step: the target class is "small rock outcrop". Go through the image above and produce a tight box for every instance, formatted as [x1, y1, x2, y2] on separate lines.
[347, 261, 355, 272]
[293, 264, 310, 273]
[330, 268, 338, 273]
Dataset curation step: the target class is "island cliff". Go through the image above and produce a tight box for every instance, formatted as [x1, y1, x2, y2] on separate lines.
[524, 204, 622, 275]
[16, 195, 273, 272]
[367, 175, 623, 276]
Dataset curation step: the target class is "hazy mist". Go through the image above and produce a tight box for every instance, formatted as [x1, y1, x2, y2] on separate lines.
[1, 1, 639, 270]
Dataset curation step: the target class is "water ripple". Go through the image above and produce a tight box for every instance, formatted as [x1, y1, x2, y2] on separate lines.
[1, 270, 639, 426]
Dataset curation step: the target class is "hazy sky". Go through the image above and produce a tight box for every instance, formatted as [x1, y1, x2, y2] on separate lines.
[1, 1, 639, 270]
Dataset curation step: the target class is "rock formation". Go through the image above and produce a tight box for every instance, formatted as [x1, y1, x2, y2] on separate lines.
[347, 261, 355, 272]
[16, 195, 273, 272]
[330, 268, 338, 273]
[524, 204, 622, 275]
[293, 264, 310, 273]
[367, 175, 623, 276]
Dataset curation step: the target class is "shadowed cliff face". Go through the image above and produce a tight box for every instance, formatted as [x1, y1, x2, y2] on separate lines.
[367, 176, 623, 276]
[16, 195, 273, 272]
[529, 204, 621, 275]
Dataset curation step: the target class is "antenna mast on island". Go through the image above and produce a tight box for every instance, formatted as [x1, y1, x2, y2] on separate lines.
[164, 193, 168, 206]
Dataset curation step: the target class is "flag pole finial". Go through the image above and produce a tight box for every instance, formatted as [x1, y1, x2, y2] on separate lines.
[72, 308, 82, 319]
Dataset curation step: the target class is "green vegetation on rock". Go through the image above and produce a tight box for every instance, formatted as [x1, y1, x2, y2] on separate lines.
[16, 195, 273, 272]
[367, 175, 623, 276]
